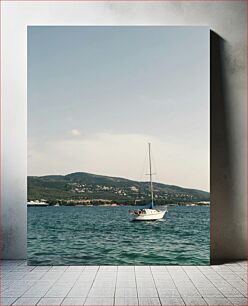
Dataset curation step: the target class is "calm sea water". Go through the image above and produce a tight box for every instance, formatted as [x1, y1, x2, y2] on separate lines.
[28, 205, 210, 265]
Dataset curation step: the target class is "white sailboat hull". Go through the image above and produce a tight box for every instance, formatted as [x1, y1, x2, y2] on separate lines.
[132, 209, 167, 221]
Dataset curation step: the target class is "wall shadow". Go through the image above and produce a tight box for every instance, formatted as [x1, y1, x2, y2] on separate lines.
[210, 31, 239, 264]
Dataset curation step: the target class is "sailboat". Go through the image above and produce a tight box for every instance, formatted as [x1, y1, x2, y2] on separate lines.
[130, 143, 167, 221]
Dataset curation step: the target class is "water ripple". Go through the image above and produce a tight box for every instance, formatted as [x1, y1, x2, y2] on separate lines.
[28, 205, 210, 265]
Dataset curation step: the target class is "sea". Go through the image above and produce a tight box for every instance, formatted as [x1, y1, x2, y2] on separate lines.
[27, 205, 210, 265]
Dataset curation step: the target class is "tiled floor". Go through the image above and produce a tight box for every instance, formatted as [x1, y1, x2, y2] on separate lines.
[1, 260, 247, 306]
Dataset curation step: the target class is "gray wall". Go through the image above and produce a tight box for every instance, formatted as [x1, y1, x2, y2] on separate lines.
[1, 1, 246, 261]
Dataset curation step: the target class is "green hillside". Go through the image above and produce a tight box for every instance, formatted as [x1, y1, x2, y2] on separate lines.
[27, 172, 210, 205]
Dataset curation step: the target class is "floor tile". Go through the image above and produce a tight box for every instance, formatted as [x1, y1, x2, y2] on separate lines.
[92, 282, 116, 288]
[137, 287, 158, 298]
[60, 271, 81, 278]
[182, 297, 207, 305]
[136, 278, 155, 287]
[115, 297, 138, 305]
[154, 280, 176, 288]
[160, 297, 185, 305]
[217, 286, 244, 297]
[228, 297, 248, 305]
[45, 285, 72, 297]
[197, 287, 224, 297]
[116, 279, 136, 287]
[0, 297, 18, 306]
[13, 265, 35, 272]
[4, 272, 27, 280]
[1, 260, 247, 306]
[178, 288, 201, 297]
[40, 272, 63, 281]
[22, 281, 53, 297]
[85, 297, 114, 305]
[152, 273, 171, 280]
[61, 297, 86, 305]
[66, 266, 85, 272]
[88, 287, 115, 298]
[37, 297, 64, 305]
[115, 287, 137, 298]
[99, 266, 117, 272]
[32, 266, 51, 272]
[77, 276, 95, 284]
[138, 297, 161, 305]
[12, 297, 40, 305]
[49, 266, 68, 272]
[96, 272, 117, 280]
[118, 266, 134, 272]
[135, 266, 151, 272]
[67, 285, 91, 297]
[2, 289, 30, 298]
[84, 266, 99, 273]
[204, 297, 233, 305]
[157, 288, 180, 297]
[22, 272, 45, 281]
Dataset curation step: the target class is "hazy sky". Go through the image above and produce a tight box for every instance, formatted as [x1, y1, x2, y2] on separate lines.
[28, 26, 209, 191]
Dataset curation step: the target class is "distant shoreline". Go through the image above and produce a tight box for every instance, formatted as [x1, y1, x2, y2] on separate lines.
[28, 172, 210, 205]
[27, 201, 210, 207]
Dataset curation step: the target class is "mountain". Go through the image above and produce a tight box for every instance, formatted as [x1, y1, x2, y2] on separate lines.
[27, 172, 210, 205]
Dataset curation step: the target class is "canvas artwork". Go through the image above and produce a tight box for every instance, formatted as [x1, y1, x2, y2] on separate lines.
[27, 26, 210, 265]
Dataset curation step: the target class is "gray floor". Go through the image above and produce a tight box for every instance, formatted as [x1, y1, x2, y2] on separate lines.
[1, 260, 247, 306]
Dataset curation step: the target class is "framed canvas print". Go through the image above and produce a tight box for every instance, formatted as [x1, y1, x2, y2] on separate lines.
[27, 26, 210, 265]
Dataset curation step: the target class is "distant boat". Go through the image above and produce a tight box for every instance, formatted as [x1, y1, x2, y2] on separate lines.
[130, 143, 167, 221]
[27, 201, 48, 207]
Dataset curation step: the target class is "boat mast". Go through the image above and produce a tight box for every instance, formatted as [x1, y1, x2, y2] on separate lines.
[148, 143, 154, 208]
